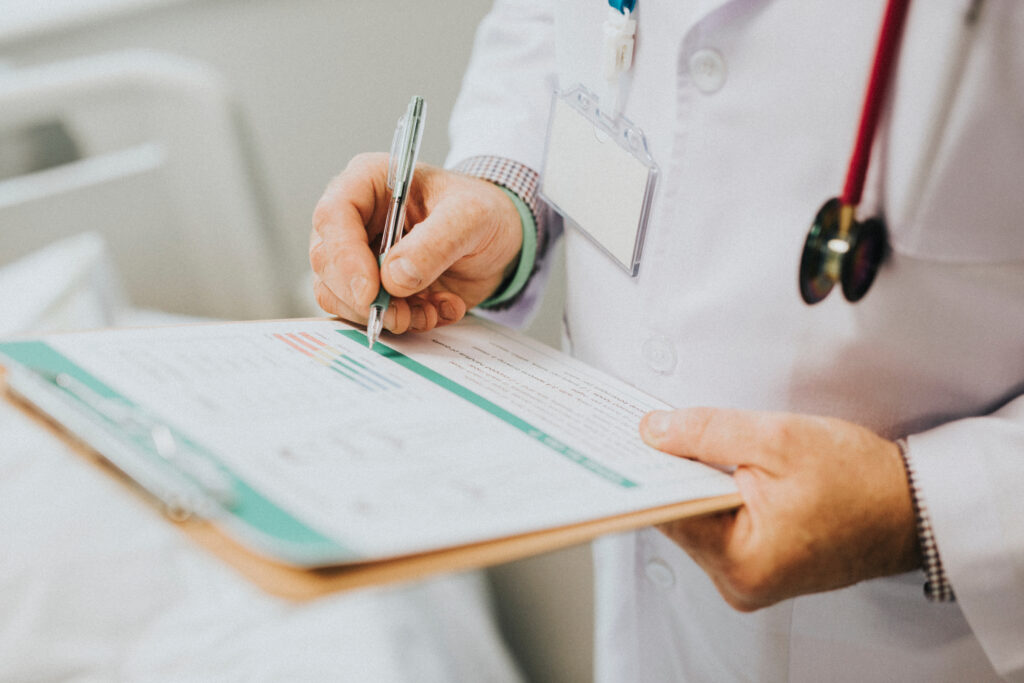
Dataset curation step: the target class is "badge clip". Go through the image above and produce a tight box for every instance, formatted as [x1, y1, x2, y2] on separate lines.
[539, 86, 658, 276]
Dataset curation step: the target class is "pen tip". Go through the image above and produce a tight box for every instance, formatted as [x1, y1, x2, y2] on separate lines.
[366, 307, 384, 349]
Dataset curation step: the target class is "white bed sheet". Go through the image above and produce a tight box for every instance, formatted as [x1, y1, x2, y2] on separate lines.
[0, 235, 524, 682]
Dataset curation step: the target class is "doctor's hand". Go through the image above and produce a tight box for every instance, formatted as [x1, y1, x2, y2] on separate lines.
[310, 153, 523, 333]
[639, 408, 922, 612]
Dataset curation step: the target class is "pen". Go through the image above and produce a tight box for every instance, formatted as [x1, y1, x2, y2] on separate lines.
[367, 95, 427, 348]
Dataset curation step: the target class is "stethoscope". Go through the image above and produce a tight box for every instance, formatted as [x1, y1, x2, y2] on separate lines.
[798, 0, 912, 305]
[799, 0, 987, 305]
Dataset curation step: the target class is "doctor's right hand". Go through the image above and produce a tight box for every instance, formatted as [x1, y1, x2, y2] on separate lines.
[310, 153, 524, 334]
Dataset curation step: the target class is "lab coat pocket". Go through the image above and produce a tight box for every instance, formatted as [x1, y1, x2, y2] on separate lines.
[878, 0, 1024, 264]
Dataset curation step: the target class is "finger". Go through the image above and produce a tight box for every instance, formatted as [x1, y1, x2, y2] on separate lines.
[659, 512, 771, 612]
[405, 295, 439, 333]
[313, 276, 365, 323]
[427, 291, 467, 327]
[313, 153, 390, 241]
[310, 218, 379, 312]
[639, 407, 783, 469]
[659, 512, 735, 559]
[391, 291, 466, 333]
[310, 228, 374, 305]
[659, 514, 743, 601]
[380, 195, 485, 298]
[313, 276, 402, 331]
[311, 154, 390, 310]
[377, 295, 411, 334]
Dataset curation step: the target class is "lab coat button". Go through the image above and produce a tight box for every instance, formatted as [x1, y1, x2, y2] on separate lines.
[689, 48, 727, 93]
[644, 558, 676, 589]
[641, 335, 677, 374]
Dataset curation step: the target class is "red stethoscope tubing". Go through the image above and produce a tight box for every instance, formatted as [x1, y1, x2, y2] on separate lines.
[841, 0, 912, 207]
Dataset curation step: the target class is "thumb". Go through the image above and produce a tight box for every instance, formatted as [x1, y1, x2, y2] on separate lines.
[640, 407, 775, 469]
[380, 196, 481, 298]
[381, 178, 522, 301]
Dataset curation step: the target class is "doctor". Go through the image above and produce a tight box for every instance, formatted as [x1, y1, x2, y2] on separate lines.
[310, 1, 1024, 680]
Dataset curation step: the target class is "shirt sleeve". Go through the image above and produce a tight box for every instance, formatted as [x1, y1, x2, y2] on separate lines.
[444, 0, 564, 328]
[906, 394, 1024, 680]
[444, 0, 559, 173]
[897, 439, 955, 602]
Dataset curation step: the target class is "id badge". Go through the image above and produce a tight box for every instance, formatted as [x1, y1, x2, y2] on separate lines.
[539, 86, 658, 276]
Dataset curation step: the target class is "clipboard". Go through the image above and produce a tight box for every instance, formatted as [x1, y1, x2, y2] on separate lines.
[0, 319, 741, 601]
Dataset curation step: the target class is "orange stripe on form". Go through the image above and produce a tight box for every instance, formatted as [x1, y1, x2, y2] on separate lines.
[274, 333, 313, 357]
[300, 332, 327, 347]
[285, 333, 319, 353]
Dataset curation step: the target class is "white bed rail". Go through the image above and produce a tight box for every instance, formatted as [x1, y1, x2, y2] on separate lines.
[0, 51, 287, 319]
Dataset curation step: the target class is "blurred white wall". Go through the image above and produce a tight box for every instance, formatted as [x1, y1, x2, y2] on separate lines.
[0, 2, 584, 681]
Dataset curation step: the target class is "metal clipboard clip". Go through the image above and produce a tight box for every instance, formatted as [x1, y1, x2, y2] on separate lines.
[8, 365, 235, 521]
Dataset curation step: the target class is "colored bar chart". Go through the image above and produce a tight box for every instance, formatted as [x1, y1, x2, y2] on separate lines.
[271, 332, 401, 393]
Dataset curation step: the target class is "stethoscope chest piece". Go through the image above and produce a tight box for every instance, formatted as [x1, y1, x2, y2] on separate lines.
[797, 0, 912, 306]
[799, 198, 887, 304]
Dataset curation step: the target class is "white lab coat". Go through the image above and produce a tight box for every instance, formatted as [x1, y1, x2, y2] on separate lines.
[446, 0, 1024, 680]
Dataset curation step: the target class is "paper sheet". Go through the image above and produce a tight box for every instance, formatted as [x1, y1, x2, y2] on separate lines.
[15, 317, 736, 560]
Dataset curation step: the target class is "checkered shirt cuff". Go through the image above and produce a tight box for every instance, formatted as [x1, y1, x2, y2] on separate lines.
[896, 438, 955, 602]
[452, 155, 547, 254]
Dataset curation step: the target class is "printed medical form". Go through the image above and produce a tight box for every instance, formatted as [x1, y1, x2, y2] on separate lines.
[1, 317, 736, 564]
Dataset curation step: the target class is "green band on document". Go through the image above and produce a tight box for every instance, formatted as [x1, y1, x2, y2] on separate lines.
[338, 330, 637, 488]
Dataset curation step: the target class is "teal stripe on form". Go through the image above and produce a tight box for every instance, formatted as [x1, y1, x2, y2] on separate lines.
[337, 330, 637, 488]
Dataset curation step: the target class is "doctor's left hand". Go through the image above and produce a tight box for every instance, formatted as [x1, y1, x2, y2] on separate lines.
[639, 408, 922, 612]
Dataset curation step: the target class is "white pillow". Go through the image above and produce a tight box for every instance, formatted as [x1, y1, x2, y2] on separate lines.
[0, 231, 127, 337]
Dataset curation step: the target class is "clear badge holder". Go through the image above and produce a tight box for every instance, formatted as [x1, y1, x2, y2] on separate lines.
[539, 85, 658, 276]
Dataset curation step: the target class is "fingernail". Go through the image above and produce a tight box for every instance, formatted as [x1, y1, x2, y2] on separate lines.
[439, 300, 456, 322]
[646, 411, 671, 438]
[350, 275, 370, 303]
[389, 258, 422, 289]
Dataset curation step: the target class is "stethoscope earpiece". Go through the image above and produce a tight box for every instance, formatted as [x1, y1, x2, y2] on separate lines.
[799, 198, 887, 305]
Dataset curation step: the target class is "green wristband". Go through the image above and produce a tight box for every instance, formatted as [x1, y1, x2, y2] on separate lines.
[479, 186, 538, 308]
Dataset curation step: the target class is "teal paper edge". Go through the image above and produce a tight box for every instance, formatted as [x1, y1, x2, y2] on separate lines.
[0, 340, 354, 566]
[338, 329, 637, 488]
